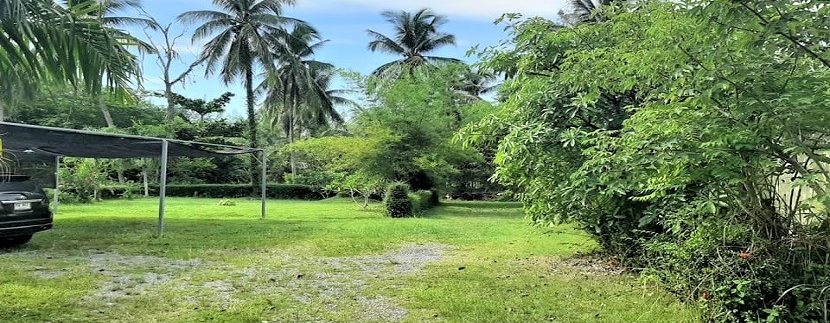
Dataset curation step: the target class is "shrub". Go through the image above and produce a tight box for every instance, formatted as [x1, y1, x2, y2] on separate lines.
[410, 190, 440, 214]
[384, 182, 412, 218]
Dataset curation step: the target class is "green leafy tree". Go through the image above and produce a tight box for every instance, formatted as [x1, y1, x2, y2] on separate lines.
[284, 130, 395, 208]
[367, 8, 459, 78]
[167, 92, 234, 122]
[463, 1, 830, 320]
[10, 87, 164, 129]
[288, 65, 496, 200]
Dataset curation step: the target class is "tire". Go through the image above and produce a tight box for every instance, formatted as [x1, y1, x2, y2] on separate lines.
[0, 234, 33, 248]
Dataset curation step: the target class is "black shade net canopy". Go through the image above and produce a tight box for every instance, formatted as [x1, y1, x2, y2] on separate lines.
[0, 122, 268, 237]
[0, 122, 257, 159]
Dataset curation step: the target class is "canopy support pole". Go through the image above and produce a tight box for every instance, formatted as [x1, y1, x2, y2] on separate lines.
[157, 140, 169, 237]
[260, 149, 267, 220]
[53, 155, 60, 214]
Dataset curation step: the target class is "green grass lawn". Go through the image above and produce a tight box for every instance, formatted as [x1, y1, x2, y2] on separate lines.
[0, 198, 698, 322]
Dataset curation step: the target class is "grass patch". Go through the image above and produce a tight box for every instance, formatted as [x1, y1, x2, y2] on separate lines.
[0, 198, 699, 322]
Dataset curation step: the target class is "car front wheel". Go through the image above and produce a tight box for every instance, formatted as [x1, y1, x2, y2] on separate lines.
[0, 234, 33, 248]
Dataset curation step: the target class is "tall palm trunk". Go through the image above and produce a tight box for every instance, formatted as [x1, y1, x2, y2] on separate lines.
[245, 64, 260, 192]
[289, 94, 298, 176]
[283, 80, 298, 176]
[99, 95, 115, 127]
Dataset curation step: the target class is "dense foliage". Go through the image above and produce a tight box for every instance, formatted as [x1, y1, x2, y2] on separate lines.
[1, 0, 141, 106]
[464, 0, 830, 320]
[409, 189, 440, 214]
[286, 65, 502, 205]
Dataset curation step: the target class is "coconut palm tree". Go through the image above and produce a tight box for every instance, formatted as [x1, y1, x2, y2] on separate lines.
[67, 0, 156, 127]
[367, 8, 459, 78]
[559, 0, 617, 24]
[260, 25, 351, 174]
[179, 0, 303, 188]
[453, 67, 500, 100]
[295, 67, 354, 137]
[0, 0, 140, 120]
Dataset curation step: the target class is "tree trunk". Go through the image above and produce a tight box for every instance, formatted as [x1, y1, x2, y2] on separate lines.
[245, 66, 260, 194]
[288, 91, 298, 176]
[289, 112, 296, 176]
[99, 95, 115, 127]
[165, 84, 176, 123]
[117, 166, 125, 184]
[142, 168, 149, 197]
[0, 101, 5, 122]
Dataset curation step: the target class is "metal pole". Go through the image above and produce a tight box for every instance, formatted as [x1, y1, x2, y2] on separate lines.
[53, 155, 60, 214]
[260, 149, 267, 220]
[157, 140, 169, 237]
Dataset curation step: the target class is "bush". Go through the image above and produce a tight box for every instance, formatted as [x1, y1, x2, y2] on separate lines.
[384, 182, 412, 218]
[410, 190, 440, 214]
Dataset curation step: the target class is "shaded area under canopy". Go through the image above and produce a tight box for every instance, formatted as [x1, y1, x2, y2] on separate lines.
[0, 122, 267, 237]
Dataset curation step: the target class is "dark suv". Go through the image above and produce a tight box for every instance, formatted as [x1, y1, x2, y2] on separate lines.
[0, 175, 52, 247]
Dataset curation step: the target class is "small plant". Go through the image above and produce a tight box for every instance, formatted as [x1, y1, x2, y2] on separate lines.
[384, 182, 412, 218]
[217, 199, 236, 206]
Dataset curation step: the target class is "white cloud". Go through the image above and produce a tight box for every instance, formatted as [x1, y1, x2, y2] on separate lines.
[295, 0, 567, 20]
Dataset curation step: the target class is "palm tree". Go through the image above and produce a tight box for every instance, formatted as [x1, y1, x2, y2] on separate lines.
[179, 0, 302, 188]
[295, 67, 354, 137]
[260, 25, 350, 174]
[367, 8, 459, 78]
[67, 0, 156, 127]
[559, 0, 617, 24]
[454, 67, 500, 100]
[0, 0, 140, 120]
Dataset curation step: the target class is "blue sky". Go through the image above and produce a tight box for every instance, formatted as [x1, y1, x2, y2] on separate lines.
[126, 0, 567, 118]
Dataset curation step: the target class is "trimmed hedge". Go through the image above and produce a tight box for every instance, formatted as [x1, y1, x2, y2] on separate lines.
[410, 190, 439, 214]
[153, 184, 325, 200]
[384, 182, 440, 218]
[89, 184, 325, 200]
[384, 183, 412, 218]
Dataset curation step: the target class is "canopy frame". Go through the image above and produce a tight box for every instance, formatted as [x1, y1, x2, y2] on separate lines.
[1, 122, 267, 237]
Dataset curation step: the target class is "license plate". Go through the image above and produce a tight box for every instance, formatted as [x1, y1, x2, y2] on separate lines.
[13, 202, 31, 211]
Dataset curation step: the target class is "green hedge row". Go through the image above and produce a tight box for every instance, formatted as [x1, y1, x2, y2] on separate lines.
[93, 184, 326, 200]
[159, 184, 325, 200]
[383, 182, 439, 217]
